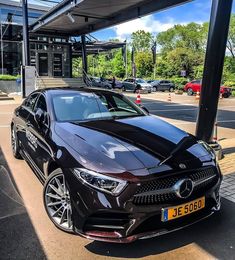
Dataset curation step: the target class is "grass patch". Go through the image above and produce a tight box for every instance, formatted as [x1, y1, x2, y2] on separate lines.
[0, 75, 20, 81]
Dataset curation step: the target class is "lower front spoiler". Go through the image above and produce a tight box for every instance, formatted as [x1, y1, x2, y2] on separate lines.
[75, 199, 221, 244]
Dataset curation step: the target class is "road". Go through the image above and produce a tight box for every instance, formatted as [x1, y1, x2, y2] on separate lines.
[126, 92, 235, 140]
[0, 94, 235, 260]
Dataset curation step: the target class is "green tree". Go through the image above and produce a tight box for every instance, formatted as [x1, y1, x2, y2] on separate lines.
[227, 14, 235, 58]
[157, 22, 208, 54]
[135, 52, 153, 77]
[131, 30, 153, 52]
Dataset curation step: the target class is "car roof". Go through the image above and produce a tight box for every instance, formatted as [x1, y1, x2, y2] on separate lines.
[31, 87, 119, 96]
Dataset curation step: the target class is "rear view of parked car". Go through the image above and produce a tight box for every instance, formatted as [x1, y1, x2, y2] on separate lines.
[148, 80, 175, 92]
[184, 80, 232, 98]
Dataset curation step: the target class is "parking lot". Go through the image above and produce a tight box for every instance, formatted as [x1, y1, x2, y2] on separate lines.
[0, 92, 235, 260]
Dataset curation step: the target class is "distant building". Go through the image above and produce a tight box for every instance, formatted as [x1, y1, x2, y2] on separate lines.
[0, 0, 72, 77]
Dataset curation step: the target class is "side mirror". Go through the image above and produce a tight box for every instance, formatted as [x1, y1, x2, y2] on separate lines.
[140, 105, 149, 114]
[34, 108, 45, 125]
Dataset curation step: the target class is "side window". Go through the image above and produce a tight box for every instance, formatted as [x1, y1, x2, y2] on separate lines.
[24, 93, 39, 111]
[34, 95, 49, 125]
[113, 96, 137, 113]
[34, 95, 47, 113]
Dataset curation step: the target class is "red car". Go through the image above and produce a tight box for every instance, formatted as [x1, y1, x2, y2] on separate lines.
[184, 80, 232, 98]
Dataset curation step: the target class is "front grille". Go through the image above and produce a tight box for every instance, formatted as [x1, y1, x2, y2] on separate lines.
[133, 167, 218, 205]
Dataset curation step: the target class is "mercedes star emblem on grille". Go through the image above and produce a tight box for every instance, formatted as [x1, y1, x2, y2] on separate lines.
[173, 179, 194, 198]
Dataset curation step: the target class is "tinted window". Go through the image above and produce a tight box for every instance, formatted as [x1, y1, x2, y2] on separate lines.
[34, 95, 47, 112]
[24, 93, 39, 111]
[52, 91, 145, 122]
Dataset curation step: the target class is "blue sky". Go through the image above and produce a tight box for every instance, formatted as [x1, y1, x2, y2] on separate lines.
[91, 0, 235, 41]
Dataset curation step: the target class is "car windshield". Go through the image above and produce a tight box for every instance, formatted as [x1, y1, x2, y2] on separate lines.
[52, 91, 145, 122]
[136, 79, 146, 83]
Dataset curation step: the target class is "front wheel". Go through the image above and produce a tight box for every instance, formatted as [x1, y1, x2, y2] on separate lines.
[169, 87, 175, 92]
[11, 125, 22, 159]
[153, 86, 157, 92]
[187, 88, 194, 96]
[43, 169, 74, 233]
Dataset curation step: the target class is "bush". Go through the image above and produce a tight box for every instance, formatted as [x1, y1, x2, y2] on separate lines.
[0, 74, 19, 81]
[170, 77, 188, 89]
[223, 81, 235, 88]
[232, 90, 235, 97]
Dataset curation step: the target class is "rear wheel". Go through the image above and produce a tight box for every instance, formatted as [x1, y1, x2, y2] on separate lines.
[43, 169, 74, 233]
[153, 86, 157, 92]
[169, 87, 174, 92]
[222, 93, 229, 98]
[187, 88, 194, 96]
[11, 125, 22, 159]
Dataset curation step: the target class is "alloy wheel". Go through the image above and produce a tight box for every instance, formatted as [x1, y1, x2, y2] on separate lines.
[44, 173, 73, 232]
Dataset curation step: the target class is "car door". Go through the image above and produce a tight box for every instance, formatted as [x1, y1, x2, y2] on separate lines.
[158, 80, 165, 91]
[164, 81, 171, 91]
[15, 93, 39, 152]
[25, 94, 52, 177]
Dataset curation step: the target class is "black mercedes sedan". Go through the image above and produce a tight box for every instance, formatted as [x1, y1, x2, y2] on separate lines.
[11, 87, 222, 243]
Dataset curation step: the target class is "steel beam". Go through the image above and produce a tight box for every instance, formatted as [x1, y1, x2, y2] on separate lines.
[22, 0, 30, 66]
[81, 34, 88, 79]
[196, 0, 233, 142]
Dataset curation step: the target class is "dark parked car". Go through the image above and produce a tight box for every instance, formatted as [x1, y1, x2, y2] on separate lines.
[11, 88, 222, 243]
[122, 78, 152, 93]
[90, 77, 112, 89]
[147, 80, 175, 92]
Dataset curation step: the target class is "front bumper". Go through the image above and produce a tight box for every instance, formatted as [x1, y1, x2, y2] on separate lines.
[65, 166, 222, 243]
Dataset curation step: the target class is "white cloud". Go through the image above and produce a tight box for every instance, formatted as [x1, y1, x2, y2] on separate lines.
[112, 15, 203, 41]
[113, 15, 175, 40]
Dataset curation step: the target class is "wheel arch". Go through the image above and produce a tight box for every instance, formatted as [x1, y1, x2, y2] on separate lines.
[47, 160, 61, 177]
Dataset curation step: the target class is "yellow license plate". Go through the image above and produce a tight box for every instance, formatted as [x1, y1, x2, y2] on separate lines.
[161, 197, 205, 222]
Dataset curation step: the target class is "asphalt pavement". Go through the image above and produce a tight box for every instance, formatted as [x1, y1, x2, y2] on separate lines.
[0, 93, 235, 260]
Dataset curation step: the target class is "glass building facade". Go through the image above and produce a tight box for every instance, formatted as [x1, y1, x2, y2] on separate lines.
[0, 1, 72, 77]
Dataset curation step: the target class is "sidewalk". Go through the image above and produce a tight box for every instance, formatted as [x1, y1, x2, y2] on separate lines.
[219, 138, 235, 203]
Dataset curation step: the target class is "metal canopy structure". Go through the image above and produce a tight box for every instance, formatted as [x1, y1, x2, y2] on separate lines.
[31, 0, 191, 36]
[21, 0, 233, 144]
[72, 40, 125, 56]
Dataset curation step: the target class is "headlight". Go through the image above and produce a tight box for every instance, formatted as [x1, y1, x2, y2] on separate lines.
[73, 168, 127, 196]
[198, 140, 216, 160]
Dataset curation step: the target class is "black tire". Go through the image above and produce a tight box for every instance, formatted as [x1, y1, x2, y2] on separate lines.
[222, 93, 229, 98]
[153, 86, 157, 92]
[187, 88, 194, 96]
[43, 169, 74, 233]
[122, 86, 126, 92]
[169, 87, 175, 92]
[11, 124, 22, 159]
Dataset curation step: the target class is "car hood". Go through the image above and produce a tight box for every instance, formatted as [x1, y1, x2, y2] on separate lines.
[54, 116, 212, 176]
[139, 83, 151, 87]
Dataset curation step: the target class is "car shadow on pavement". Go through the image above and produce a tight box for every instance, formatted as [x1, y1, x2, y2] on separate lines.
[0, 147, 46, 259]
[85, 198, 235, 259]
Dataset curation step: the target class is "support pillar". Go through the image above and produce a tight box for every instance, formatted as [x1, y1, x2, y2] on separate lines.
[22, 0, 30, 98]
[196, 0, 233, 142]
[81, 34, 88, 82]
